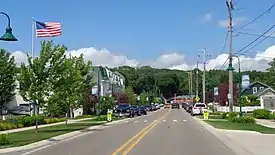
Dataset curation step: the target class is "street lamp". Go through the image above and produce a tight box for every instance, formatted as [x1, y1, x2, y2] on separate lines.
[227, 55, 242, 117]
[0, 12, 17, 41]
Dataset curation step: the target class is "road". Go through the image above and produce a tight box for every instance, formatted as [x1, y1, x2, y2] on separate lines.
[4, 108, 236, 155]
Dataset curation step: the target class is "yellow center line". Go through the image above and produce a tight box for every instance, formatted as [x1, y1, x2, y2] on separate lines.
[122, 110, 170, 155]
[112, 109, 170, 155]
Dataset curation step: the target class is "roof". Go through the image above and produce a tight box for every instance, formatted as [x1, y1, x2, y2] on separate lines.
[241, 81, 270, 93]
[254, 87, 275, 97]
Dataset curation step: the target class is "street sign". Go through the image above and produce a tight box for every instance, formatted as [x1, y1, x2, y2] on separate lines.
[214, 87, 219, 96]
[227, 94, 231, 99]
[195, 97, 200, 102]
[107, 109, 113, 122]
[203, 110, 209, 120]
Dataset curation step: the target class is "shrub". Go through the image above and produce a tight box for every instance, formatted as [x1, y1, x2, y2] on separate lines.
[74, 115, 94, 119]
[210, 112, 222, 116]
[252, 109, 271, 119]
[270, 114, 275, 120]
[17, 124, 24, 128]
[221, 112, 228, 119]
[0, 122, 17, 131]
[229, 116, 255, 123]
[0, 134, 12, 145]
[95, 115, 107, 121]
[228, 112, 238, 118]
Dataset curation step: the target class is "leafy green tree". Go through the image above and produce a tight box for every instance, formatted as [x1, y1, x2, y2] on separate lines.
[140, 92, 149, 105]
[125, 86, 136, 104]
[100, 96, 115, 114]
[136, 75, 155, 94]
[18, 41, 57, 133]
[0, 49, 16, 119]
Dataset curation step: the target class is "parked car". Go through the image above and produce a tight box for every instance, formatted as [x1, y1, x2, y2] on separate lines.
[186, 103, 194, 113]
[139, 106, 148, 115]
[145, 105, 153, 111]
[191, 103, 207, 116]
[155, 103, 161, 109]
[115, 103, 131, 117]
[129, 105, 142, 117]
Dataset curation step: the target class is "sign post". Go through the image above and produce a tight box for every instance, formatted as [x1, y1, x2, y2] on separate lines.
[203, 110, 209, 120]
[107, 109, 113, 122]
[195, 97, 200, 102]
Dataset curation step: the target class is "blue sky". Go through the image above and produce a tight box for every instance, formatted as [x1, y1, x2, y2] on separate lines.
[0, 0, 275, 66]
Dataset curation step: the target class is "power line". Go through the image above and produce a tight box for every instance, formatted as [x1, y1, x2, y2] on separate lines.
[219, 57, 229, 70]
[234, 3, 275, 31]
[234, 23, 275, 55]
[220, 31, 229, 54]
[236, 32, 275, 39]
[238, 30, 275, 55]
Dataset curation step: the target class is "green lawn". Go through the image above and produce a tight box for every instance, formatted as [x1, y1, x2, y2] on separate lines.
[197, 115, 222, 119]
[205, 120, 275, 134]
[0, 122, 104, 148]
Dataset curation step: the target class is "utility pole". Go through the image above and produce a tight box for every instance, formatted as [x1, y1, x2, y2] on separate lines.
[190, 70, 193, 98]
[203, 48, 206, 104]
[226, 0, 234, 112]
[188, 71, 191, 98]
[196, 60, 199, 98]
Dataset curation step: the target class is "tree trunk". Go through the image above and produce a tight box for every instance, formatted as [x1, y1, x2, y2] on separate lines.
[70, 107, 73, 119]
[35, 104, 38, 133]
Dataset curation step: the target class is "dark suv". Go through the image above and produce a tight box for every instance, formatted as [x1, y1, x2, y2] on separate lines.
[171, 103, 180, 109]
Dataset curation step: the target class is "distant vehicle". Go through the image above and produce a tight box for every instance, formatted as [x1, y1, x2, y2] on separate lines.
[154, 103, 161, 109]
[139, 106, 148, 115]
[171, 103, 180, 109]
[164, 104, 170, 108]
[186, 103, 194, 113]
[191, 103, 207, 116]
[129, 105, 142, 117]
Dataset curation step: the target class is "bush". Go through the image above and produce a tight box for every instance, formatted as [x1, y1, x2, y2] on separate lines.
[95, 115, 107, 121]
[0, 122, 17, 131]
[210, 112, 222, 116]
[0, 134, 12, 146]
[229, 116, 256, 123]
[228, 112, 238, 118]
[252, 109, 271, 119]
[44, 118, 66, 124]
[221, 112, 228, 119]
[270, 114, 275, 120]
[74, 115, 94, 119]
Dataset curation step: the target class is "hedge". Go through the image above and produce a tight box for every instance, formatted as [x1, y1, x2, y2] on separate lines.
[229, 116, 256, 123]
[0, 116, 66, 131]
[252, 109, 271, 119]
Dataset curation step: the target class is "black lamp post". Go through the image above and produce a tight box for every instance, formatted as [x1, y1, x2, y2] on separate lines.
[0, 12, 17, 41]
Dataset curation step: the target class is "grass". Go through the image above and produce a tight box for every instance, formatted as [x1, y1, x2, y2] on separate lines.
[205, 120, 275, 134]
[197, 115, 222, 119]
[0, 122, 104, 148]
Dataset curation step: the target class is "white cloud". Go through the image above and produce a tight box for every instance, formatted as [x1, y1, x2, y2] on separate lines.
[10, 51, 28, 66]
[202, 12, 213, 22]
[10, 45, 275, 71]
[218, 17, 246, 27]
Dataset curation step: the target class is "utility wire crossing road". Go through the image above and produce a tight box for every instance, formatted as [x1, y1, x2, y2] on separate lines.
[4, 109, 236, 155]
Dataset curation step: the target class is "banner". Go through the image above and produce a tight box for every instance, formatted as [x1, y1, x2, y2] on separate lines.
[242, 75, 250, 88]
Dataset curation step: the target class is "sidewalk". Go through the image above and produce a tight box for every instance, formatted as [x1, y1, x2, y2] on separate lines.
[0, 117, 95, 134]
[256, 119, 275, 128]
[193, 117, 275, 155]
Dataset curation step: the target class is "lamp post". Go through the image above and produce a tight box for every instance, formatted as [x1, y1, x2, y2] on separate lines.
[233, 55, 242, 117]
[0, 12, 17, 41]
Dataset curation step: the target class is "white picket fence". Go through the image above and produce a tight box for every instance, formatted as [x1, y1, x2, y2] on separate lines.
[216, 106, 261, 113]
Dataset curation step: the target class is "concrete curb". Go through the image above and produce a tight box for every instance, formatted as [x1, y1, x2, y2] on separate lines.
[0, 109, 163, 153]
[193, 117, 255, 155]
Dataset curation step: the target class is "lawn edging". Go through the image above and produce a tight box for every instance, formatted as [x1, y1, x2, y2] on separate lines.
[0, 116, 131, 153]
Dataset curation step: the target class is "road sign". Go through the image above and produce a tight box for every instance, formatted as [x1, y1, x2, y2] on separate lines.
[107, 109, 113, 122]
[203, 110, 209, 120]
[195, 97, 200, 102]
[227, 94, 231, 99]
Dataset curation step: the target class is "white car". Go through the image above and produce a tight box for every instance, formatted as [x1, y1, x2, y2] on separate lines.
[191, 103, 207, 116]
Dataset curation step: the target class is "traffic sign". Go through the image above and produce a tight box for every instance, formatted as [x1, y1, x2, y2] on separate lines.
[195, 97, 200, 102]
[203, 110, 209, 120]
[107, 109, 113, 122]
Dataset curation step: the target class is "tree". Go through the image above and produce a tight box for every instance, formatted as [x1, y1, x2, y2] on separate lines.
[140, 92, 149, 105]
[49, 54, 92, 124]
[125, 86, 136, 104]
[99, 96, 115, 114]
[18, 41, 57, 133]
[115, 93, 129, 103]
[216, 83, 238, 106]
[136, 75, 155, 94]
[155, 73, 179, 98]
[0, 49, 16, 120]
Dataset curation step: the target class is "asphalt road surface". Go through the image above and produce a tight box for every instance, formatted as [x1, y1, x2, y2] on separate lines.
[4, 108, 236, 155]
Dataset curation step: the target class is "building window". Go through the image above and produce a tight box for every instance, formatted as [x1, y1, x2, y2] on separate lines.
[260, 87, 264, 90]
[253, 87, 258, 94]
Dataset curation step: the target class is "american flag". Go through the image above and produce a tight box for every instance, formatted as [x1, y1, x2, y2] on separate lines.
[35, 21, 62, 38]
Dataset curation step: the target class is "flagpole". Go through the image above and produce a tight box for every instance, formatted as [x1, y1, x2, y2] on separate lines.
[31, 18, 35, 59]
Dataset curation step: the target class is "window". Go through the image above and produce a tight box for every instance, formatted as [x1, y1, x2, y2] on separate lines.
[253, 87, 258, 94]
[260, 87, 264, 90]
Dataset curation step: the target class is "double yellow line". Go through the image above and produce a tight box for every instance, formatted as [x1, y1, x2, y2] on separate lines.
[112, 109, 171, 155]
